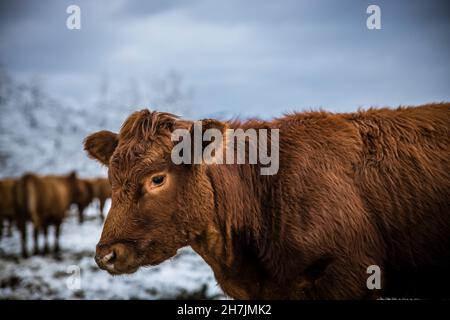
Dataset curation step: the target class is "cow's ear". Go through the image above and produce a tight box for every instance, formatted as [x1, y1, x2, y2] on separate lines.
[84, 130, 118, 166]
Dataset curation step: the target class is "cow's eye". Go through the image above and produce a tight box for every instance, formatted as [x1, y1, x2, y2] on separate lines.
[144, 173, 167, 193]
[151, 175, 165, 186]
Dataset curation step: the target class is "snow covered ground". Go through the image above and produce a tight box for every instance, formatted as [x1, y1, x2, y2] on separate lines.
[0, 203, 225, 300]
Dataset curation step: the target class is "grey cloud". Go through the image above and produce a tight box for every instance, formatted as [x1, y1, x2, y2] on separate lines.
[0, 0, 448, 117]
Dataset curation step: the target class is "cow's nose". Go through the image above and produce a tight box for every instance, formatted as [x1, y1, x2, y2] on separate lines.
[95, 244, 117, 269]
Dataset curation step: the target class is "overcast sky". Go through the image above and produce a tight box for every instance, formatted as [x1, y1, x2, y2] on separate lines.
[0, 0, 449, 118]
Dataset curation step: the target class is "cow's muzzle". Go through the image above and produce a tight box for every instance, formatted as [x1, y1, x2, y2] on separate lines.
[95, 242, 139, 274]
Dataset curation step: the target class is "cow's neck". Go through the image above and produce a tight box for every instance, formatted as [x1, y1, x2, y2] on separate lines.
[190, 163, 278, 299]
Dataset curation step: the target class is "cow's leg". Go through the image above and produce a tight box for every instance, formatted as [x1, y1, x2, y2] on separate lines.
[19, 220, 28, 258]
[33, 225, 40, 255]
[43, 225, 49, 254]
[54, 223, 61, 253]
[78, 204, 85, 224]
[0, 218, 3, 239]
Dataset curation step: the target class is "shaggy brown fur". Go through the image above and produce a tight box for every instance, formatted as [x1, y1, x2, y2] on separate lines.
[15, 172, 78, 256]
[0, 178, 17, 239]
[84, 103, 450, 299]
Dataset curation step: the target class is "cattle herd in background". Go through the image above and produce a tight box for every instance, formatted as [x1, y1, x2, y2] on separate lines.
[0, 173, 111, 257]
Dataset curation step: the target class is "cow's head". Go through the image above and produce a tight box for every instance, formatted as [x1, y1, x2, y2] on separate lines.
[84, 110, 225, 275]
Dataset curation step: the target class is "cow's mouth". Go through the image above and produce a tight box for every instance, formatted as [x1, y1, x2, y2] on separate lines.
[103, 252, 176, 275]
[103, 263, 140, 275]
[95, 241, 178, 275]
[95, 252, 142, 275]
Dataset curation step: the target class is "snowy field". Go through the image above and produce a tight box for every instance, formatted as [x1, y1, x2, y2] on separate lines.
[0, 202, 224, 300]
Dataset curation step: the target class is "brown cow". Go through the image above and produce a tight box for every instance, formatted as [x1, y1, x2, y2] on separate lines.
[88, 178, 111, 220]
[0, 178, 16, 239]
[15, 172, 78, 256]
[72, 178, 94, 224]
[84, 103, 450, 299]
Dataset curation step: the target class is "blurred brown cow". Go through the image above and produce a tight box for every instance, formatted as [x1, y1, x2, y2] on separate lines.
[15, 172, 79, 257]
[72, 178, 95, 224]
[88, 178, 111, 221]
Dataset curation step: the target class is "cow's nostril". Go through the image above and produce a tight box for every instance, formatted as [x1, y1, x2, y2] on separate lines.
[103, 250, 116, 264]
